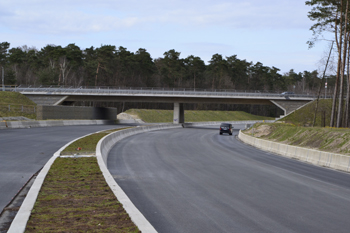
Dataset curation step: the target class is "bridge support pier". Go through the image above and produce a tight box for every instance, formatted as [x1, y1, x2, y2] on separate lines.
[173, 103, 184, 124]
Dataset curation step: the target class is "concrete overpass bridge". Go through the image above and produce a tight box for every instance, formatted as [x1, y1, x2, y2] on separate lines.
[11, 86, 315, 123]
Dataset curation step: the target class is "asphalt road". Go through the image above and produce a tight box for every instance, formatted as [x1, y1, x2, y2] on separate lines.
[0, 124, 126, 212]
[107, 126, 350, 233]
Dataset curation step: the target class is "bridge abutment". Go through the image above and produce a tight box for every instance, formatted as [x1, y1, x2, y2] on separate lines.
[270, 100, 312, 116]
[173, 103, 184, 124]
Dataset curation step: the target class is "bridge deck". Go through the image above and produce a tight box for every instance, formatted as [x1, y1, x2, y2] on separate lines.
[8, 87, 317, 121]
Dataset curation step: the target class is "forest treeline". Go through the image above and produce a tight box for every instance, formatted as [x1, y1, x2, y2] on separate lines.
[0, 42, 331, 94]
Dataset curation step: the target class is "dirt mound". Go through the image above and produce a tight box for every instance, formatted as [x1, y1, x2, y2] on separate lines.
[117, 113, 145, 123]
[245, 124, 273, 137]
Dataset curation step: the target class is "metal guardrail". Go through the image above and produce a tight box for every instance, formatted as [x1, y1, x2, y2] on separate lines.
[0, 104, 36, 114]
[6, 85, 323, 99]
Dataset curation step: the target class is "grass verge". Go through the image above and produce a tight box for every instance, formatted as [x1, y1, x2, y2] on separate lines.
[244, 123, 350, 155]
[25, 127, 140, 232]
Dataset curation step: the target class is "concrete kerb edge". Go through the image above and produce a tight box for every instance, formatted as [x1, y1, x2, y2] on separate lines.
[7, 130, 108, 233]
[96, 124, 183, 233]
[238, 130, 350, 173]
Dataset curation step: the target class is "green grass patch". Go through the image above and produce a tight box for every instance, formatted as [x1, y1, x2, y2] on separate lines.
[125, 109, 273, 123]
[245, 123, 350, 155]
[280, 99, 332, 127]
[25, 157, 140, 232]
[0, 91, 37, 119]
[0, 91, 36, 105]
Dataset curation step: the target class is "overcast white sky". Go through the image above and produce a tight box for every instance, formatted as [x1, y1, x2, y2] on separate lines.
[0, 0, 333, 74]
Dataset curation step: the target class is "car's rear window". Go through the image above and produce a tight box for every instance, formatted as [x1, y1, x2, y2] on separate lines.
[220, 124, 230, 127]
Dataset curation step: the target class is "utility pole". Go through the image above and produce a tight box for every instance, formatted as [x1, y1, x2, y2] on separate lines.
[1, 66, 4, 91]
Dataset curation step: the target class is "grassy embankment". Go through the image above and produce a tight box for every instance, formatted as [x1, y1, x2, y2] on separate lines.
[244, 123, 350, 155]
[243, 99, 350, 155]
[124, 109, 274, 123]
[0, 91, 36, 119]
[25, 128, 140, 232]
[279, 99, 332, 127]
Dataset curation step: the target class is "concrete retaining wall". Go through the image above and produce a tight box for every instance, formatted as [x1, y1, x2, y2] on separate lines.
[0, 119, 112, 129]
[238, 131, 350, 173]
[116, 119, 145, 124]
[36, 105, 117, 121]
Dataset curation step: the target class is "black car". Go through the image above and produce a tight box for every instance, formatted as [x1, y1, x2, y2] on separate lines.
[220, 123, 233, 135]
